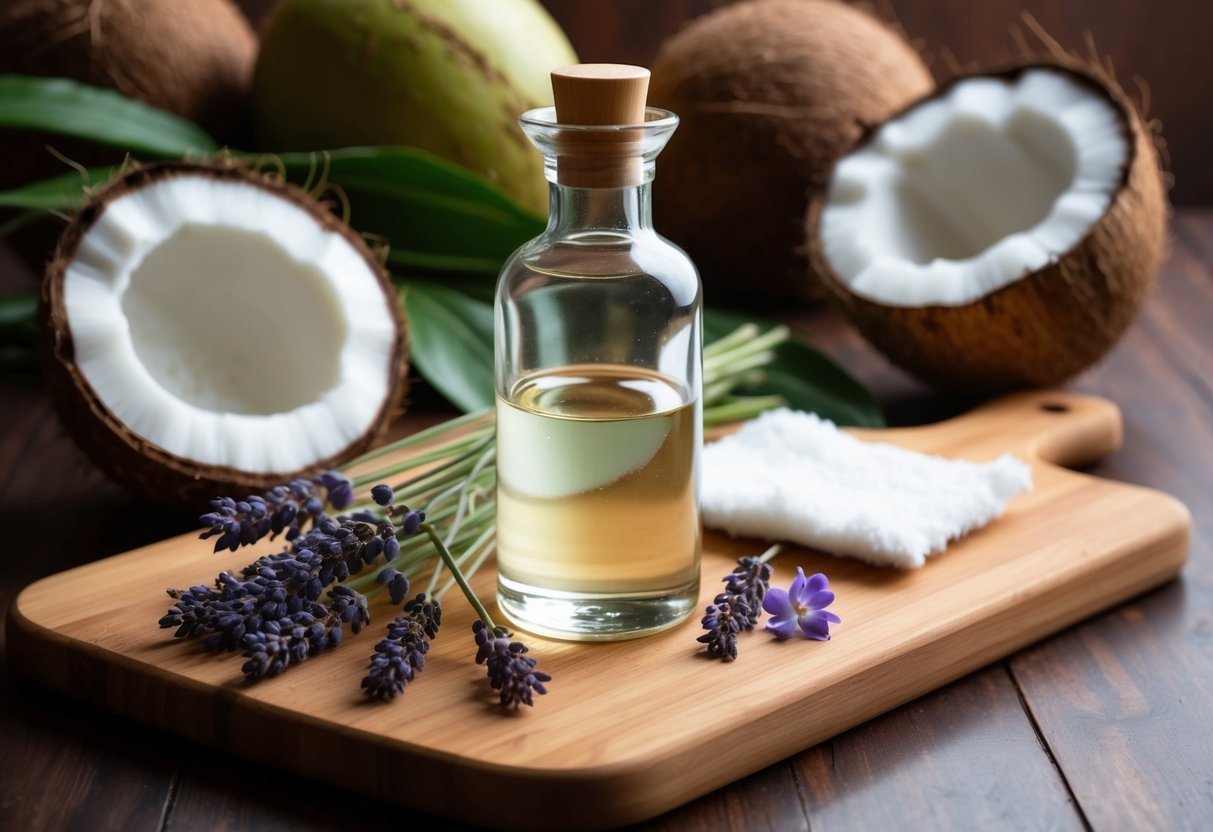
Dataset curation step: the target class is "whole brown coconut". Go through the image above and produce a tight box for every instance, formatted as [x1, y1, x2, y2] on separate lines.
[41, 163, 410, 505]
[0, 0, 257, 271]
[0, 0, 255, 138]
[650, 0, 933, 303]
[808, 62, 1168, 391]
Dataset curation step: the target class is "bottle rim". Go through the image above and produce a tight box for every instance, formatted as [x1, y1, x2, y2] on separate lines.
[519, 106, 679, 133]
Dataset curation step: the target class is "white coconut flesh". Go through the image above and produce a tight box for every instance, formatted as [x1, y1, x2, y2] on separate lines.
[820, 69, 1129, 306]
[63, 174, 397, 473]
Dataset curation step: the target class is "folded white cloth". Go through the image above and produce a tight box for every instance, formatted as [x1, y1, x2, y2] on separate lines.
[702, 409, 1032, 568]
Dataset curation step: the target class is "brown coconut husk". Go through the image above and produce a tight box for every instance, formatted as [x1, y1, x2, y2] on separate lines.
[0, 0, 255, 141]
[0, 0, 257, 271]
[40, 162, 411, 505]
[806, 58, 1169, 391]
[650, 0, 934, 304]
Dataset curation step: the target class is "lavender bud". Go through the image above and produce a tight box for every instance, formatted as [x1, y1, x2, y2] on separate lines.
[371, 484, 394, 507]
[401, 509, 425, 536]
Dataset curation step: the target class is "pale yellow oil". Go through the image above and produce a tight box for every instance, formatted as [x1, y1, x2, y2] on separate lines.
[495, 364, 701, 599]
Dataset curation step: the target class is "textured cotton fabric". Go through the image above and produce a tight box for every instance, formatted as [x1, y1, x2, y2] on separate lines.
[702, 409, 1033, 568]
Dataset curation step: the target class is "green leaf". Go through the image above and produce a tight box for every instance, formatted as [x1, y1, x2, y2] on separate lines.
[0, 75, 218, 157]
[400, 280, 495, 413]
[0, 166, 113, 212]
[703, 306, 883, 427]
[276, 148, 542, 276]
[0, 147, 543, 280]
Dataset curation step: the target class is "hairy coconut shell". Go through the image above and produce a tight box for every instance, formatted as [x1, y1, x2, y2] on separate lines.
[40, 163, 410, 505]
[0, 0, 256, 270]
[650, 0, 933, 304]
[808, 62, 1169, 391]
[0, 0, 256, 141]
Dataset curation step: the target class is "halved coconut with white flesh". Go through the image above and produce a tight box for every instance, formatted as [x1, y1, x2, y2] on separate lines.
[41, 163, 408, 503]
[809, 63, 1168, 390]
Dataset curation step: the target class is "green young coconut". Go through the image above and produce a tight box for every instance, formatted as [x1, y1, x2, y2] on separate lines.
[253, 0, 576, 215]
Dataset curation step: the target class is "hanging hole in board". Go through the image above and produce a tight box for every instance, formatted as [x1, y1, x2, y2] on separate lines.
[1039, 402, 1069, 413]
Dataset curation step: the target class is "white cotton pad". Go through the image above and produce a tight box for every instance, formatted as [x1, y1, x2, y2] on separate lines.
[702, 409, 1033, 568]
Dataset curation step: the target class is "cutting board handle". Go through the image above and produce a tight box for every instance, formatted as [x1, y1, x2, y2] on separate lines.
[865, 391, 1123, 469]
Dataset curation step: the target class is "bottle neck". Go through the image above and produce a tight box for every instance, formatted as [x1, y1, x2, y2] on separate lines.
[545, 181, 653, 235]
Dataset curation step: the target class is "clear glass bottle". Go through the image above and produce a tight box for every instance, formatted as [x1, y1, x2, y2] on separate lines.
[494, 66, 702, 641]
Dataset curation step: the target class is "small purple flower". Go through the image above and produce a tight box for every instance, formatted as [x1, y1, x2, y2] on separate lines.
[762, 568, 840, 641]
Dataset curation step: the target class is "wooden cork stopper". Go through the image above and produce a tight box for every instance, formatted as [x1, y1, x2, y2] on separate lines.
[550, 64, 650, 188]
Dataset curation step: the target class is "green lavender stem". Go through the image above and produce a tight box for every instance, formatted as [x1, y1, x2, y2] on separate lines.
[344, 409, 489, 470]
[423, 523, 497, 629]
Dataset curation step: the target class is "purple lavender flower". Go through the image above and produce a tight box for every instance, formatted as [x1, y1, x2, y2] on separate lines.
[161, 570, 312, 652]
[198, 471, 354, 552]
[159, 584, 222, 638]
[237, 512, 397, 599]
[762, 568, 840, 641]
[725, 555, 772, 630]
[240, 586, 369, 681]
[697, 553, 774, 661]
[362, 594, 442, 701]
[472, 620, 550, 708]
[165, 482, 422, 675]
[696, 596, 749, 661]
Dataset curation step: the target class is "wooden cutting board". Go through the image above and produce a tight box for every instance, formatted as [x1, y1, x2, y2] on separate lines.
[7, 392, 1189, 830]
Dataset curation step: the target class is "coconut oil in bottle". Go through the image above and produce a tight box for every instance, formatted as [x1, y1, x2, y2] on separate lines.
[495, 65, 702, 639]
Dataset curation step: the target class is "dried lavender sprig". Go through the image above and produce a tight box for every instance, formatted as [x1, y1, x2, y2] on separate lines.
[241, 585, 370, 680]
[472, 620, 550, 709]
[198, 470, 354, 552]
[361, 592, 442, 700]
[697, 596, 749, 661]
[697, 544, 781, 662]
[727, 554, 775, 630]
[420, 523, 551, 708]
[161, 571, 311, 652]
[237, 515, 397, 602]
[164, 486, 422, 658]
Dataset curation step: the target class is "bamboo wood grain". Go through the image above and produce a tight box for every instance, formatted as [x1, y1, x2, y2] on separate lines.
[5, 391, 1190, 830]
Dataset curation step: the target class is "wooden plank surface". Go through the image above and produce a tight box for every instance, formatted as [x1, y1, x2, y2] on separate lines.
[4, 212, 1213, 829]
[795, 666, 1086, 831]
[5, 391, 1190, 829]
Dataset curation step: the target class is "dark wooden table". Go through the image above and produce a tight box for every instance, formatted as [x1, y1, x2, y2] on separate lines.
[3, 212, 1212, 831]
